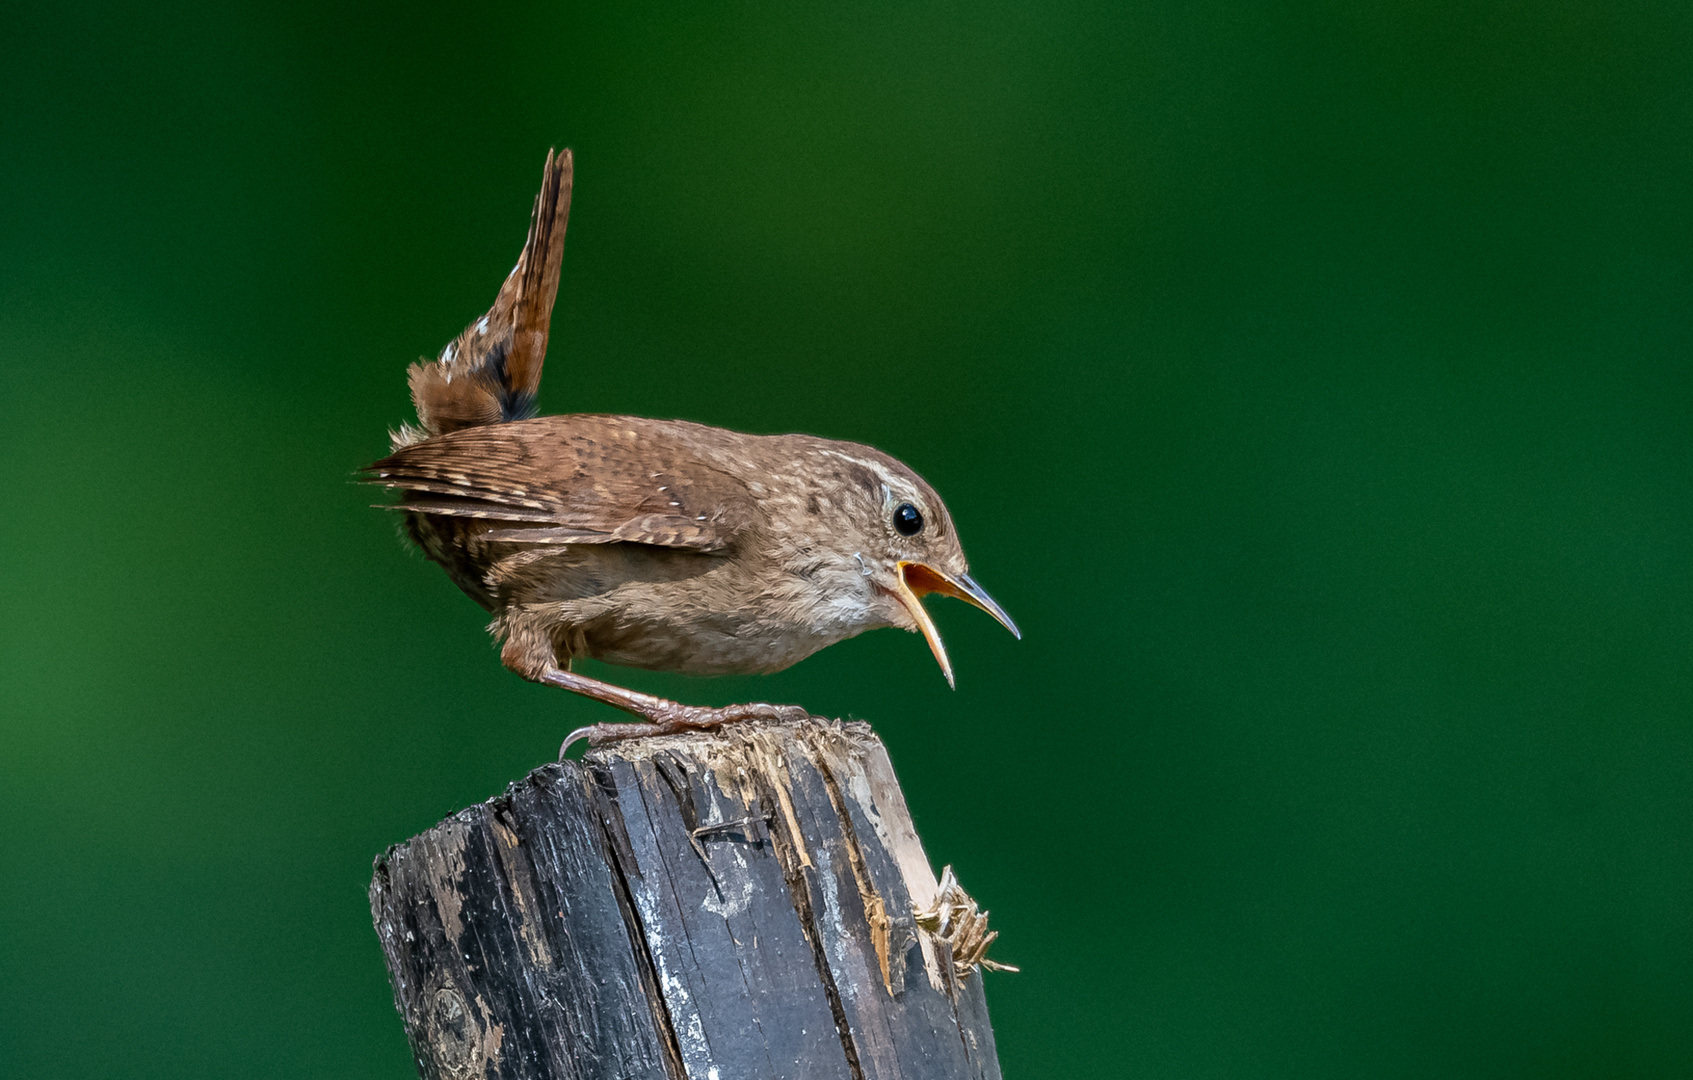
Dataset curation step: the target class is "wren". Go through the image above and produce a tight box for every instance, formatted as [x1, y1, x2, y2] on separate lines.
[364, 150, 1019, 749]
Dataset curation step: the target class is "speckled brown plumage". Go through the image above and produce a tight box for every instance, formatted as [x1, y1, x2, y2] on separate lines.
[365, 150, 1018, 747]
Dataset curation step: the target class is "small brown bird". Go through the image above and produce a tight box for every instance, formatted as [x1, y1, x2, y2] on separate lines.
[365, 150, 1018, 747]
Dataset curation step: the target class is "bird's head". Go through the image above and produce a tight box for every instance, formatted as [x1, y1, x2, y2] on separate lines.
[811, 444, 1020, 686]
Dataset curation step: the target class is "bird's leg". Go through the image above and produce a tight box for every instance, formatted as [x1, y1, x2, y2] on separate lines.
[498, 625, 810, 756]
[540, 667, 813, 757]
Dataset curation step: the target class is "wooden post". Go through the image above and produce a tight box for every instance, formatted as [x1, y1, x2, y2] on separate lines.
[370, 719, 1005, 1080]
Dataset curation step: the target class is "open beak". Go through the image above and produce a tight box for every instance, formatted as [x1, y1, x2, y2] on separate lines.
[893, 562, 1022, 688]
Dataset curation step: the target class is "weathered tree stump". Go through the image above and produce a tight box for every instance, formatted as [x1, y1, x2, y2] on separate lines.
[371, 719, 1005, 1080]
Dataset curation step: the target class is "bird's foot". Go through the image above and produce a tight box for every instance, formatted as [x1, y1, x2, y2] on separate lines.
[558, 698, 813, 758]
[538, 665, 812, 757]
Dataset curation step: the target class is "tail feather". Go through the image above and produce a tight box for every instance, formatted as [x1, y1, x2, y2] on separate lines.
[398, 149, 574, 447]
[507, 148, 572, 416]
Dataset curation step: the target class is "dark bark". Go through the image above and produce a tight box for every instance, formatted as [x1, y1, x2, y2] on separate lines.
[371, 719, 1004, 1080]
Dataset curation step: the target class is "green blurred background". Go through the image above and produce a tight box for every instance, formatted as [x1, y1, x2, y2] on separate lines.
[2, 1, 1689, 1076]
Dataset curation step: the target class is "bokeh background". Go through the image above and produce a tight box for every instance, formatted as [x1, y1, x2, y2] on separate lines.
[3, 1, 1690, 1076]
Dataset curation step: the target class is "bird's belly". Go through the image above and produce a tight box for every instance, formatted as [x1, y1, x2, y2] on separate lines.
[507, 544, 885, 675]
[579, 612, 853, 675]
[528, 558, 873, 677]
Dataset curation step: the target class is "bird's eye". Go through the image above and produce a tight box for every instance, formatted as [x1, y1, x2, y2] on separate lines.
[893, 502, 923, 536]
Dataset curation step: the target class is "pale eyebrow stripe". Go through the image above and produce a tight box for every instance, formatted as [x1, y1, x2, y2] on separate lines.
[819, 449, 900, 491]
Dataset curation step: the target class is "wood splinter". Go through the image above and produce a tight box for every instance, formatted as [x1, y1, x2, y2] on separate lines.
[917, 866, 1020, 978]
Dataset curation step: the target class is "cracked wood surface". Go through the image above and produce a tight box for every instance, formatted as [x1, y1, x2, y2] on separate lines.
[371, 719, 1003, 1080]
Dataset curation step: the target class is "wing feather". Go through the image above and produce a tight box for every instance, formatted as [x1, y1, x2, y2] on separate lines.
[363, 415, 754, 554]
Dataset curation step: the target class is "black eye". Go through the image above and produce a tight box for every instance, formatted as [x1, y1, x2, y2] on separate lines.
[893, 502, 923, 536]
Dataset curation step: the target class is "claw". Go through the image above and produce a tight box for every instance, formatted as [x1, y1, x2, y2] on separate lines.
[559, 725, 598, 758]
